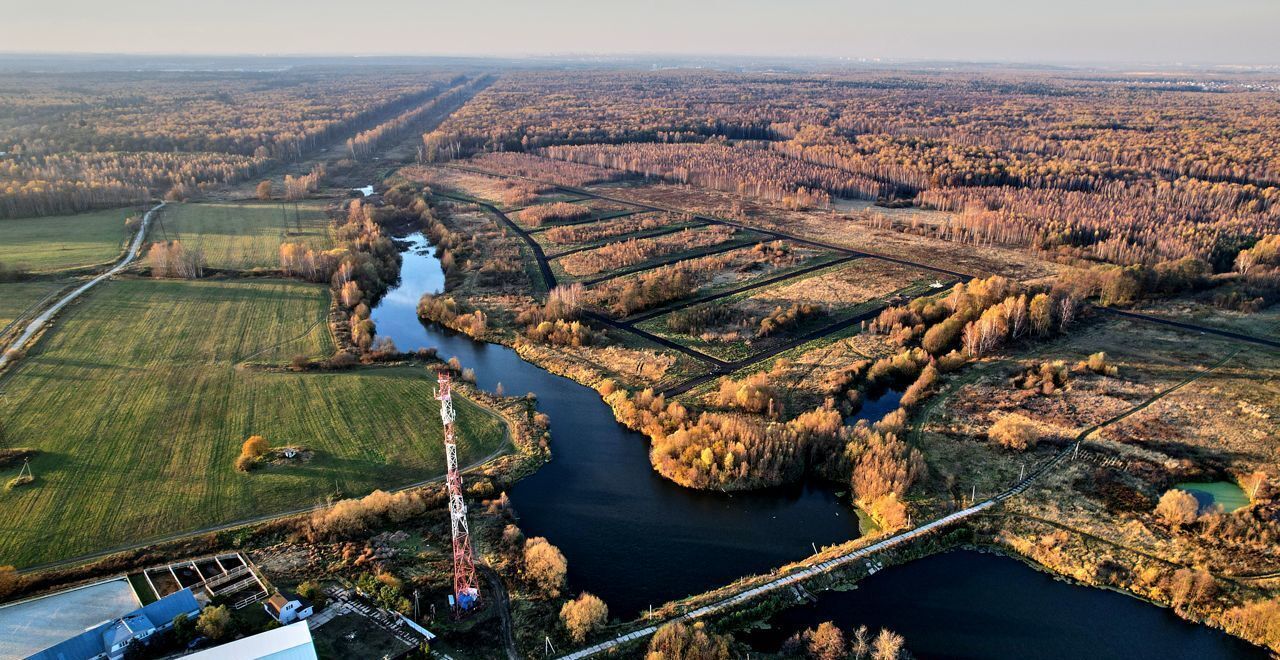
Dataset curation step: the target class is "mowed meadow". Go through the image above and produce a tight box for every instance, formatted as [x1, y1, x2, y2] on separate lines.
[163, 201, 334, 271]
[0, 207, 134, 273]
[0, 277, 508, 567]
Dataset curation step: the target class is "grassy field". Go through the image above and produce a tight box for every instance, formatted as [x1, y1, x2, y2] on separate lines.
[0, 208, 134, 273]
[0, 280, 68, 331]
[0, 278, 507, 567]
[162, 201, 333, 271]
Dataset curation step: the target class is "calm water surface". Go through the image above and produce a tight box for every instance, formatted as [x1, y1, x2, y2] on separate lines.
[371, 233, 858, 616]
[743, 550, 1266, 660]
[847, 387, 904, 425]
[370, 233, 1265, 656]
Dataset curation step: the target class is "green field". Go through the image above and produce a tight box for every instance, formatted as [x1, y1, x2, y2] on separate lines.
[0, 208, 134, 272]
[162, 201, 334, 271]
[0, 278, 507, 567]
[0, 280, 68, 331]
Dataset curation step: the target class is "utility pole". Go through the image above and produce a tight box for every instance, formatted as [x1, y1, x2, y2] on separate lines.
[1019, 463, 1025, 482]
[544, 636, 556, 656]
[155, 207, 169, 242]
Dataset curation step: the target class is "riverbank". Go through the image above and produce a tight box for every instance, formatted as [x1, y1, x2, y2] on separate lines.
[362, 218, 861, 621]
[390, 161, 1279, 657]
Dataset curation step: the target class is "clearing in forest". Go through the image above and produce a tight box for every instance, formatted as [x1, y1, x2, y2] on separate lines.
[0, 278, 507, 568]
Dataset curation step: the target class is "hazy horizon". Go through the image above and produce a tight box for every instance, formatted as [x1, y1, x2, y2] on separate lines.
[4, 0, 1278, 65]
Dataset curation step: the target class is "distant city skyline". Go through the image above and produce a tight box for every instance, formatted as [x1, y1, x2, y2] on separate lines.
[4, 0, 1278, 65]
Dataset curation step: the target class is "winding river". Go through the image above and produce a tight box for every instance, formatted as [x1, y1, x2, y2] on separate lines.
[371, 234, 858, 617]
[371, 232, 1266, 657]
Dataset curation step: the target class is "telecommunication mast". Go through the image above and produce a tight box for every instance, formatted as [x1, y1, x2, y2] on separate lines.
[435, 370, 481, 613]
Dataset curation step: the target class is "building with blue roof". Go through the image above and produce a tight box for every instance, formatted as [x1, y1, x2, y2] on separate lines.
[26, 588, 202, 660]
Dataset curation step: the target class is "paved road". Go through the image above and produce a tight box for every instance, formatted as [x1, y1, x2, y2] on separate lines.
[0, 202, 165, 371]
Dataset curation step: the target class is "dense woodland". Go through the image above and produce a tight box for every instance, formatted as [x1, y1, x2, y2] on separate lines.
[425, 69, 1280, 269]
[0, 69, 464, 217]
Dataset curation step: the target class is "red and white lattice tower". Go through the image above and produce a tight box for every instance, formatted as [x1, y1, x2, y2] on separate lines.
[435, 370, 481, 613]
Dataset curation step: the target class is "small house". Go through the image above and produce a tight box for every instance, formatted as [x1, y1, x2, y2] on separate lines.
[263, 592, 313, 625]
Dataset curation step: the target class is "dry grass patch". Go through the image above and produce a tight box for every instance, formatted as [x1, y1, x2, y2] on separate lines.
[588, 181, 1060, 281]
[468, 152, 623, 187]
[748, 258, 943, 309]
[558, 225, 738, 278]
[584, 242, 828, 317]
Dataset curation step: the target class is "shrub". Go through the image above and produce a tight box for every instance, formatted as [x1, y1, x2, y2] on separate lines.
[988, 414, 1041, 451]
[757, 303, 821, 338]
[1155, 489, 1200, 529]
[297, 581, 327, 609]
[1079, 351, 1119, 377]
[560, 592, 608, 643]
[646, 621, 731, 660]
[899, 363, 939, 408]
[809, 622, 846, 660]
[937, 350, 969, 373]
[307, 488, 444, 540]
[236, 435, 270, 472]
[242, 436, 269, 458]
[196, 605, 232, 640]
[714, 372, 777, 414]
[523, 537, 567, 597]
[866, 493, 909, 531]
[0, 565, 20, 599]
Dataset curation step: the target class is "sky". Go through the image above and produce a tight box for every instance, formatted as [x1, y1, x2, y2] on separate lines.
[3, 0, 1278, 65]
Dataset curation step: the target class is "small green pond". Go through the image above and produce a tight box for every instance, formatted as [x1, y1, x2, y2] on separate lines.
[1175, 481, 1250, 513]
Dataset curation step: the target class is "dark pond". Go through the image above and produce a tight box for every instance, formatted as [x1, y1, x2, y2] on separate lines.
[370, 233, 859, 617]
[847, 387, 904, 426]
[743, 550, 1266, 660]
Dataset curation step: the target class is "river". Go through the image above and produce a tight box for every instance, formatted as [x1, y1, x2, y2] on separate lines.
[370, 233, 859, 617]
[743, 550, 1265, 659]
[370, 233, 1266, 657]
